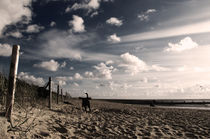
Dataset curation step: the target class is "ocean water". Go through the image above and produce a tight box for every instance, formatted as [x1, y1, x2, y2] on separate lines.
[157, 104, 210, 110]
[99, 99, 210, 110]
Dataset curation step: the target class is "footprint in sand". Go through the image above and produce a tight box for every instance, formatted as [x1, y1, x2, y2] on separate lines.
[53, 124, 68, 134]
[39, 131, 50, 137]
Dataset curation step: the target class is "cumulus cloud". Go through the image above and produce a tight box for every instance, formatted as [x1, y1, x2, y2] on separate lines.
[119, 52, 168, 75]
[93, 62, 115, 79]
[60, 61, 66, 68]
[38, 29, 88, 60]
[138, 9, 156, 21]
[65, 0, 100, 13]
[164, 37, 198, 52]
[106, 17, 123, 26]
[146, 9, 156, 14]
[70, 66, 74, 70]
[119, 52, 148, 75]
[26, 24, 45, 33]
[50, 21, 56, 27]
[106, 60, 114, 65]
[55, 76, 75, 86]
[69, 15, 85, 33]
[84, 71, 94, 78]
[0, 43, 12, 56]
[55, 76, 68, 86]
[33, 59, 60, 71]
[74, 73, 83, 80]
[107, 33, 121, 43]
[6, 31, 23, 38]
[90, 11, 99, 18]
[0, 0, 32, 36]
[18, 72, 44, 86]
[138, 14, 149, 21]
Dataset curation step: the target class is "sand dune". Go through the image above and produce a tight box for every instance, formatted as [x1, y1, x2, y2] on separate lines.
[0, 99, 210, 138]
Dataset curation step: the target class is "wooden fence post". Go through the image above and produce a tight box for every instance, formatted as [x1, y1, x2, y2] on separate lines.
[57, 84, 59, 104]
[5, 45, 20, 122]
[49, 77, 52, 109]
[61, 89, 63, 102]
[65, 92, 67, 101]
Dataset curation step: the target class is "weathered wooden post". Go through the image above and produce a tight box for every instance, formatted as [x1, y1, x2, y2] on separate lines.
[5, 45, 20, 122]
[61, 88, 63, 102]
[65, 92, 67, 101]
[49, 77, 52, 109]
[57, 84, 59, 104]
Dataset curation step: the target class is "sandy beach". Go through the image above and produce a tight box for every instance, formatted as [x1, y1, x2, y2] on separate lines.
[1, 99, 210, 138]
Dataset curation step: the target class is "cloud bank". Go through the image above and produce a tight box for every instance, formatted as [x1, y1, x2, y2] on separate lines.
[0, 0, 32, 36]
[164, 37, 198, 52]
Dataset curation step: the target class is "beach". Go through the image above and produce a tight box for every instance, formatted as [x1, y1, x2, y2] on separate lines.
[1, 99, 210, 138]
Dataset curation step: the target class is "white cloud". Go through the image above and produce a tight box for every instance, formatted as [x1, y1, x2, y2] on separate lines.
[137, 9, 156, 21]
[18, 72, 44, 86]
[0, 0, 32, 36]
[151, 65, 169, 71]
[177, 65, 188, 72]
[84, 71, 94, 78]
[60, 61, 66, 68]
[93, 62, 115, 79]
[70, 66, 74, 70]
[146, 9, 157, 14]
[88, 0, 100, 9]
[6, 31, 23, 38]
[55, 76, 67, 86]
[33, 59, 60, 71]
[107, 33, 121, 43]
[122, 21, 210, 43]
[119, 53, 168, 75]
[58, 80, 66, 86]
[66, 0, 100, 13]
[65, 7, 71, 13]
[73, 82, 79, 87]
[38, 30, 87, 60]
[106, 60, 114, 65]
[0, 43, 12, 56]
[164, 37, 198, 52]
[137, 14, 149, 21]
[26, 24, 45, 33]
[69, 15, 85, 33]
[50, 21, 56, 27]
[36, 29, 118, 62]
[119, 52, 148, 75]
[74, 73, 83, 80]
[55, 76, 76, 86]
[106, 17, 123, 26]
[90, 11, 98, 18]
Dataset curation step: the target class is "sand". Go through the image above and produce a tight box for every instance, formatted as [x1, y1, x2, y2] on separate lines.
[0, 99, 210, 138]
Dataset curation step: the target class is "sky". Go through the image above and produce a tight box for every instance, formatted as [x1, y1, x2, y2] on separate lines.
[0, 0, 210, 99]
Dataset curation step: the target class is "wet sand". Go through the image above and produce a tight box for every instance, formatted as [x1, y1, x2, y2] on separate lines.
[1, 99, 210, 138]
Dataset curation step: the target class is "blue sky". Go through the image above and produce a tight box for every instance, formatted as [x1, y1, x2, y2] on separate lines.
[0, 0, 210, 99]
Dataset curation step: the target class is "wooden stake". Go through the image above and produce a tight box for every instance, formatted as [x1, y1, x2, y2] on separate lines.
[65, 92, 67, 100]
[57, 84, 59, 104]
[5, 45, 20, 122]
[49, 77, 52, 109]
[61, 89, 63, 102]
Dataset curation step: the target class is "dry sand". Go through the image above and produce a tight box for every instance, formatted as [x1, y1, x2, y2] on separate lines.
[0, 99, 210, 138]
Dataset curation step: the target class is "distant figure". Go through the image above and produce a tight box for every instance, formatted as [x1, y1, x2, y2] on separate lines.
[79, 93, 91, 112]
[150, 100, 155, 107]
